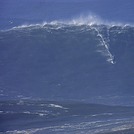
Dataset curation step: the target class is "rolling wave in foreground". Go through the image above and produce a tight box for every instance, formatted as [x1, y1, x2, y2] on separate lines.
[0, 18, 134, 133]
[1, 100, 134, 134]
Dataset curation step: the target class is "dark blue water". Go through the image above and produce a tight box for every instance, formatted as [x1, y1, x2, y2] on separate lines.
[1, 100, 134, 134]
[0, 0, 134, 133]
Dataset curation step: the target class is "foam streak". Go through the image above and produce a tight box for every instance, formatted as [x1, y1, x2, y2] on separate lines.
[93, 27, 115, 64]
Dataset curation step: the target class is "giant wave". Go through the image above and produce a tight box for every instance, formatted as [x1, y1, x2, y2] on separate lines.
[1, 17, 134, 133]
[0, 18, 134, 105]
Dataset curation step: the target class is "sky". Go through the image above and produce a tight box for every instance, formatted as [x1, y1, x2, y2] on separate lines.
[0, 0, 134, 29]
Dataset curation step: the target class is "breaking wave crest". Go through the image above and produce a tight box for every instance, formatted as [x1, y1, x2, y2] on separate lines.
[7, 15, 131, 30]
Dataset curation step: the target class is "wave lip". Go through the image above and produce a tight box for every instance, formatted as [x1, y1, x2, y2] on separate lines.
[2, 15, 132, 32]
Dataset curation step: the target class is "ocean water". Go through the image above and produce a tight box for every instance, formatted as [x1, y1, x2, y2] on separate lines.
[1, 100, 134, 134]
[1, 0, 134, 133]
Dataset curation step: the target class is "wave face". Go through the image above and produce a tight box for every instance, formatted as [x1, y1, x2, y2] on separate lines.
[0, 23, 134, 105]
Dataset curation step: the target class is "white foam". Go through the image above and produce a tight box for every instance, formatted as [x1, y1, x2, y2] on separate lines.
[91, 113, 113, 117]
[92, 27, 116, 64]
[48, 104, 68, 109]
[23, 111, 31, 114]
[5, 118, 134, 134]
[0, 111, 3, 113]
[2, 14, 133, 32]
[111, 124, 134, 132]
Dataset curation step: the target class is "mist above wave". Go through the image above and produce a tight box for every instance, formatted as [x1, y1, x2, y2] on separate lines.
[5, 15, 132, 31]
